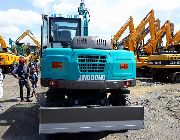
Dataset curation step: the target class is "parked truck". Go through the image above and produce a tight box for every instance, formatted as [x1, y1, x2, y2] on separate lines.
[40, 0, 144, 134]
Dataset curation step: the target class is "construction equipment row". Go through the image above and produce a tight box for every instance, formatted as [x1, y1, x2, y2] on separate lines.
[0, 30, 40, 72]
[112, 9, 180, 83]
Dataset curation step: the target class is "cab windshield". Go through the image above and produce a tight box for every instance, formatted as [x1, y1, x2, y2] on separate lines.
[49, 17, 81, 46]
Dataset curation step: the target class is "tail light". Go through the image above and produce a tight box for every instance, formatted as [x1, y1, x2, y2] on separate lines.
[124, 81, 131, 87]
[52, 62, 62, 68]
[48, 80, 58, 87]
[120, 64, 128, 69]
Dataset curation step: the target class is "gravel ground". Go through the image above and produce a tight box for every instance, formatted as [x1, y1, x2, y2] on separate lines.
[0, 75, 179, 140]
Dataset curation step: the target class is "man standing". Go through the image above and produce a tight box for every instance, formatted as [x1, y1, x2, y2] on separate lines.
[29, 66, 38, 97]
[33, 58, 39, 76]
[12, 58, 32, 102]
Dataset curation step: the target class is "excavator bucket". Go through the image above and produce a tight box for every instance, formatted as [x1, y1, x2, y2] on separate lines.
[39, 106, 144, 134]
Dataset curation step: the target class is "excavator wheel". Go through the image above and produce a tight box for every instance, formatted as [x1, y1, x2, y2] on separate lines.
[109, 93, 127, 106]
[45, 88, 66, 107]
[169, 72, 180, 83]
[7, 66, 12, 73]
[109, 88, 130, 106]
[174, 73, 180, 83]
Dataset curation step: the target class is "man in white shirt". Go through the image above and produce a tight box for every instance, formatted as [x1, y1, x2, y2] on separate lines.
[0, 68, 4, 109]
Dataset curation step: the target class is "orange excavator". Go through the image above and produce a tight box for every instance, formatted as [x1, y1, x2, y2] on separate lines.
[170, 30, 180, 45]
[112, 10, 158, 76]
[128, 10, 156, 54]
[120, 19, 160, 52]
[111, 16, 134, 50]
[136, 19, 160, 51]
[147, 22, 180, 83]
[125, 10, 156, 75]
[143, 20, 172, 54]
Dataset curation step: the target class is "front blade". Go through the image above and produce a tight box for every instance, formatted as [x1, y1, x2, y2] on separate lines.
[39, 106, 144, 134]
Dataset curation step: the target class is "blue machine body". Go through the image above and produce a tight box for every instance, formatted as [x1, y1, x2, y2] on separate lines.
[40, 4, 136, 88]
[39, 0, 144, 134]
[41, 48, 136, 81]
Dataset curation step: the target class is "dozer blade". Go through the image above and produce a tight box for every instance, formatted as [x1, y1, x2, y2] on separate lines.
[39, 106, 144, 134]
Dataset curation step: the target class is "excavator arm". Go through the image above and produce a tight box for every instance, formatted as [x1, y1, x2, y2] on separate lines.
[122, 19, 160, 51]
[16, 30, 41, 64]
[16, 30, 41, 49]
[128, 10, 156, 54]
[27, 31, 41, 49]
[157, 20, 172, 50]
[170, 30, 180, 45]
[143, 20, 172, 54]
[0, 35, 8, 49]
[112, 16, 134, 49]
[137, 19, 160, 45]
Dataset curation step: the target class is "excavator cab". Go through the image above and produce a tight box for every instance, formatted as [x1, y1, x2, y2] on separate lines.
[48, 17, 81, 48]
[168, 45, 180, 52]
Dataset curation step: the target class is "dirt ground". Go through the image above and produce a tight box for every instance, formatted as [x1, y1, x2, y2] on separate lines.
[0, 75, 179, 140]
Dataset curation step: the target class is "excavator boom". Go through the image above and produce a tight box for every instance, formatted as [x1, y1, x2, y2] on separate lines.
[157, 20, 172, 50]
[143, 20, 172, 54]
[128, 10, 156, 54]
[15, 30, 41, 64]
[170, 30, 180, 45]
[112, 16, 134, 49]
[122, 19, 160, 51]
[16, 30, 41, 49]
[0, 35, 8, 49]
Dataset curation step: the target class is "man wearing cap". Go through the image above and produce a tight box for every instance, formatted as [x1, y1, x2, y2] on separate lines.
[12, 58, 32, 102]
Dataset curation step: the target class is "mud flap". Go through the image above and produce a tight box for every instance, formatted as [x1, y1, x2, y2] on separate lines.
[39, 106, 144, 134]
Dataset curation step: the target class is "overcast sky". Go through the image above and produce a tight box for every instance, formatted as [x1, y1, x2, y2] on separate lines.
[0, 0, 180, 45]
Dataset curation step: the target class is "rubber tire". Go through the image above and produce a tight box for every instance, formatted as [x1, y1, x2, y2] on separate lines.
[109, 94, 126, 106]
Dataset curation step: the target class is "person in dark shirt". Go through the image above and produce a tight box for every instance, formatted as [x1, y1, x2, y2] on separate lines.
[12, 58, 32, 102]
[29, 64, 38, 97]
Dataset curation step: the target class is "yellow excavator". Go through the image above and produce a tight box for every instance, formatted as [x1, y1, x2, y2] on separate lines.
[171, 30, 180, 45]
[143, 20, 172, 54]
[121, 10, 157, 76]
[136, 19, 160, 51]
[112, 10, 159, 76]
[15, 30, 41, 64]
[134, 19, 160, 73]
[131, 10, 157, 76]
[0, 34, 19, 72]
[111, 16, 134, 50]
[128, 10, 156, 54]
[147, 22, 180, 82]
[16, 30, 41, 48]
[120, 19, 160, 52]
